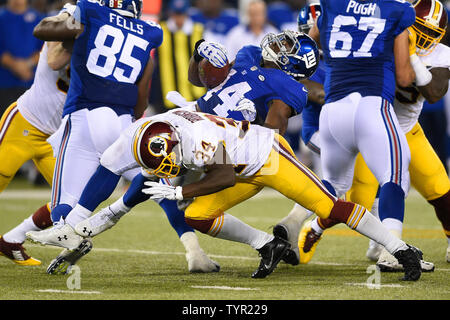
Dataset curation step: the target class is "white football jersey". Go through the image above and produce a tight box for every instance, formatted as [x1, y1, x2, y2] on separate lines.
[394, 43, 450, 133]
[138, 109, 275, 177]
[17, 43, 68, 135]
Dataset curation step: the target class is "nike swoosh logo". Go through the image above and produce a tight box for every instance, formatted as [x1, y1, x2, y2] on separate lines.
[264, 250, 274, 269]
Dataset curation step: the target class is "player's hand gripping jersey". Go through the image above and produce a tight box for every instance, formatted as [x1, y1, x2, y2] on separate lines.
[102, 109, 275, 178]
[196, 46, 308, 124]
[63, 0, 162, 117]
[318, 0, 416, 103]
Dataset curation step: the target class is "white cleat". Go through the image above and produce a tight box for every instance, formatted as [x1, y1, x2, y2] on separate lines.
[26, 224, 82, 250]
[75, 206, 119, 238]
[186, 249, 220, 273]
[377, 248, 435, 272]
[366, 239, 383, 262]
[446, 245, 450, 263]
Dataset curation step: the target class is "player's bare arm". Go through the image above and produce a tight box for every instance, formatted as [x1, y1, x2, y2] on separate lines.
[300, 79, 325, 105]
[134, 56, 155, 119]
[46, 42, 71, 71]
[394, 30, 415, 88]
[417, 67, 450, 104]
[264, 99, 292, 136]
[308, 21, 321, 49]
[180, 144, 236, 199]
[33, 12, 84, 41]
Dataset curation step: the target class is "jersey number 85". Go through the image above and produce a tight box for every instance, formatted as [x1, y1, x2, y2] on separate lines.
[87, 24, 150, 83]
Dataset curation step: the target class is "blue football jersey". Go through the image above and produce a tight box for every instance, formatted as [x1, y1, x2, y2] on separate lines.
[318, 0, 415, 103]
[63, 0, 163, 117]
[197, 46, 308, 124]
[301, 63, 326, 145]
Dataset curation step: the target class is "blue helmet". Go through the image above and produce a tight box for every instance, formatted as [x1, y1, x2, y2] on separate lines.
[261, 30, 320, 80]
[105, 0, 143, 19]
[297, 3, 322, 33]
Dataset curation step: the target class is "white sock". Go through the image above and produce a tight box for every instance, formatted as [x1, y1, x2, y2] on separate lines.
[354, 210, 407, 254]
[213, 213, 274, 250]
[381, 217, 403, 237]
[311, 217, 324, 234]
[371, 197, 380, 219]
[3, 216, 40, 243]
[180, 231, 202, 253]
[65, 204, 92, 228]
[108, 196, 131, 219]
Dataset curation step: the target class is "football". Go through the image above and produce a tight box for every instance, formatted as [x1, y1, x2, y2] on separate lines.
[198, 59, 231, 89]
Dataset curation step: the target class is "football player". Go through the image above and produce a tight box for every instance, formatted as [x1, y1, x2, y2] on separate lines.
[27, 30, 320, 271]
[296, 0, 419, 273]
[25, 1, 220, 274]
[298, 0, 450, 267]
[76, 108, 423, 280]
[0, 39, 71, 266]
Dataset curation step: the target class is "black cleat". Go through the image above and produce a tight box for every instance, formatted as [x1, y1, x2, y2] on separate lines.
[252, 237, 291, 279]
[393, 245, 422, 281]
[47, 238, 93, 275]
[273, 224, 299, 266]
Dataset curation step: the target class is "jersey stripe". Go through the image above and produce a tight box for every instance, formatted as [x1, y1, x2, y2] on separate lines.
[51, 117, 72, 209]
[0, 102, 19, 144]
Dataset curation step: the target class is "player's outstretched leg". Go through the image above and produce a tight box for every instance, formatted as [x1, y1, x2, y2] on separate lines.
[185, 212, 290, 279]
[1, 204, 53, 266]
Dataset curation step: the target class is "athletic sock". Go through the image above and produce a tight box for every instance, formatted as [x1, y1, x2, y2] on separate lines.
[210, 213, 274, 250]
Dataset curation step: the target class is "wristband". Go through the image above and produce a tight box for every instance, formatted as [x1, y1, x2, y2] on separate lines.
[175, 186, 184, 201]
[410, 54, 432, 87]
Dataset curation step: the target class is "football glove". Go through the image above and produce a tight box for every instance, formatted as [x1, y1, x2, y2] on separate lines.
[142, 181, 183, 201]
[195, 40, 229, 68]
[234, 98, 256, 122]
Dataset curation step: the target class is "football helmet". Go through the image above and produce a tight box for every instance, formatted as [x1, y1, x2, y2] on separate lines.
[297, 3, 322, 34]
[261, 30, 319, 80]
[411, 0, 448, 56]
[105, 0, 143, 19]
[132, 121, 182, 178]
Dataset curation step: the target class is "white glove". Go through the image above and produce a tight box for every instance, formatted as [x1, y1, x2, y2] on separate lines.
[235, 98, 256, 122]
[61, 3, 77, 16]
[142, 181, 183, 201]
[197, 42, 229, 68]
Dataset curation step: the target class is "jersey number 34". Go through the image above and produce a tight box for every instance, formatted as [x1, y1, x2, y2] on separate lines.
[87, 24, 150, 83]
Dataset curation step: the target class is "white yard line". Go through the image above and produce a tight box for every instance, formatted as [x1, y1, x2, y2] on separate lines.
[36, 289, 102, 294]
[191, 286, 259, 291]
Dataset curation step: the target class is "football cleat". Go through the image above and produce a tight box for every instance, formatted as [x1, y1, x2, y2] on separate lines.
[186, 249, 220, 273]
[252, 236, 290, 279]
[273, 224, 300, 266]
[366, 239, 383, 262]
[47, 238, 93, 275]
[446, 245, 450, 263]
[298, 221, 322, 264]
[377, 248, 434, 273]
[26, 223, 83, 250]
[392, 245, 422, 281]
[0, 236, 41, 266]
[75, 206, 119, 238]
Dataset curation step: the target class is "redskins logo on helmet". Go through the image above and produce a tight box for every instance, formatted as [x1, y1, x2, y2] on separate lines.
[132, 121, 182, 178]
[411, 0, 448, 56]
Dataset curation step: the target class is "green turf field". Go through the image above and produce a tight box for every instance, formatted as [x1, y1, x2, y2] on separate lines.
[0, 179, 449, 301]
